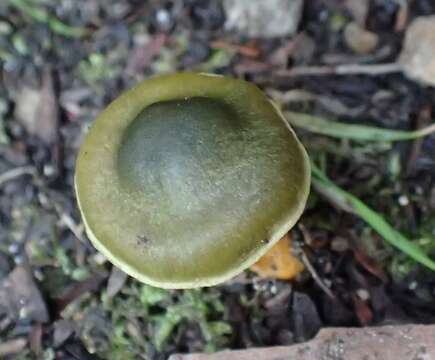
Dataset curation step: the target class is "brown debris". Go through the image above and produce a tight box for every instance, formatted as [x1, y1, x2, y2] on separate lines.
[406, 105, 432, 176]
[210, 40, 260, 58]
[269, 32, 316, 68]
[352, 247, 387, 282]
[127, 33, 167, 75]
[29, 323, 43, 356]
[55, 273, 107, 314]
[394, 2, 409, 32]
[53, 320, 76, 348]
[352, 293, 373, 326]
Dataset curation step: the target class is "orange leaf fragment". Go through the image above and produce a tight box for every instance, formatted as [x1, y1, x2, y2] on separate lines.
[250, 234, 304, 280]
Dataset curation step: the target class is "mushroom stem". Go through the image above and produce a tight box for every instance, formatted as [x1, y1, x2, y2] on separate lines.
[277, 62, 402, 77]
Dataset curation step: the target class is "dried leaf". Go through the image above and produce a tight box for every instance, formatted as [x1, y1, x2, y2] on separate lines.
[106, 266, 128, 298]
[36, 69, 59, 144]
[0, 267, 49, 323]
[250, 234, 304, 280]
[127, 33, 167, 75]
[352, 294, 373, 326]
[53, 320, 75, 348]
[352, 247, 387, 282]
[14, 68, 59, 144]
[56, 273, 106, 313]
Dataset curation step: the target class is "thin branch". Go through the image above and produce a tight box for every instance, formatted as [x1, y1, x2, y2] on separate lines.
[277, 62, 402, 77]
[300, 250, 335, 299]
[299, 224, 335, 299]
[0, 166, 36, 187]
[0, 338, 28, 357]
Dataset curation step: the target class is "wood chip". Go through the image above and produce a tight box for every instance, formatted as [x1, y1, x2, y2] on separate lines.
[53, 320, 75, 348]
[106, 266, 128, 298]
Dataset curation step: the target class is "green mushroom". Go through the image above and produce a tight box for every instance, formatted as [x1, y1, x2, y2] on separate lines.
[75, 72, 310, 289]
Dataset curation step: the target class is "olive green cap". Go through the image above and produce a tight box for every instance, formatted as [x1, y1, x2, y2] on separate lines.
[75, 72, 310, 289]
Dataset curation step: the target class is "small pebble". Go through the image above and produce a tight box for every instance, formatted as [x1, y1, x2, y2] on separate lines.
[33, 269, 44, 282]
[0, 21, 12, 35]
[93, 252, 107, 265]
[398, 195, 409, 206]
[8, 243, 20, 254]
[408, 281, 418, 291]
[156, 9, 171, 26]
[270, 283, 278, 294]
[19, 307, 28, 319]
[356, 288, 370, 301]
[154, 8, 174, 32]
[14, 255, 25, 265]
[43, 164, 56, 177]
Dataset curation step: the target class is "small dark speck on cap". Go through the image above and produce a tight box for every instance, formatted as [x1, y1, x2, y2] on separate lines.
[136, 235, 150, 246]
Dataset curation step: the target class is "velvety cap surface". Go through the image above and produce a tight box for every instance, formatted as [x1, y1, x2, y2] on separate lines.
[75, 73, 310, 288]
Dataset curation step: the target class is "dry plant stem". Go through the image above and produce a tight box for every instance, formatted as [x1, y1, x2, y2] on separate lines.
[416, 122, 435, 137]
[52, 200, 86, 243]
[0, 166, 36, 187]
[0, 338, 28, 356]
[278, 62, 402, 77]
[298, 224, 335, 299]
[301, 250, 335, 299]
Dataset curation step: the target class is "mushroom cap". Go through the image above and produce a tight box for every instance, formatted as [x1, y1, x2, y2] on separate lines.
[75, 73, 310, 289]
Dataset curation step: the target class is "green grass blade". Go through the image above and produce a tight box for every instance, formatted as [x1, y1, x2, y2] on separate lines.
[310, 162, 435, 271]
[9, 0, 86, 38]
[286, 111, 435, 141]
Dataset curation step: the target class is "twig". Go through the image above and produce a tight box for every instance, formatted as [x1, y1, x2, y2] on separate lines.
[406, 105, 432, 175]
[277, 62, 402, 77]
[0, 338, 28, 356]
[58, 211, 86, 244]
[210, 40, 260, 58]
[299, 225, 335, 299]
[56, 273, 107, 313]
[0, 166, 36, 187]
[300, 250, 335, 299]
